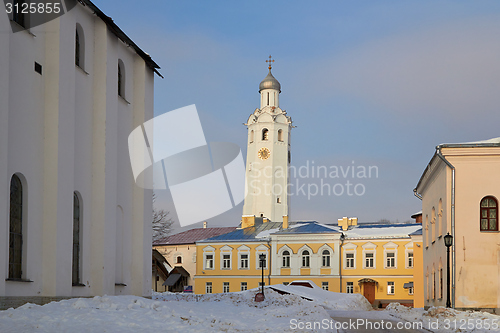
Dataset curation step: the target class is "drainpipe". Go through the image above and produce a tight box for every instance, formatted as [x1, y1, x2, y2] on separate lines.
[267, 239, 272, 287]
[339, 233, 345, 293]
[435, 146, 455, 308]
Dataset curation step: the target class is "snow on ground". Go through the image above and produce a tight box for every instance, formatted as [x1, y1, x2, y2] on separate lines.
[1, 290, 498, 333]
[0, 289, 332, 333]
[386, 303, 500, 333]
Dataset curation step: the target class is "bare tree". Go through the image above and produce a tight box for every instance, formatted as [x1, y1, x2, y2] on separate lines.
[152, 194, 174, 242]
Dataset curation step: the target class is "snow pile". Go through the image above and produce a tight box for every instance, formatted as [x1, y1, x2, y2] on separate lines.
[0, 290, 331, 333]
[269, 282, 372, 311]
[386, 303, 500, 333]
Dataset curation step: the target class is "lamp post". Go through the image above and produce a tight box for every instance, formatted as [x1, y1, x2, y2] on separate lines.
[444, 232, 453, 308]
[339, 233, 345, 293]
[259, 253, 266, 297]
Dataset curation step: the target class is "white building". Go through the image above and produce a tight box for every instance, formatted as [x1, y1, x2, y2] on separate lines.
[0, 1, 160, 308]
[242, 60, 293, 223]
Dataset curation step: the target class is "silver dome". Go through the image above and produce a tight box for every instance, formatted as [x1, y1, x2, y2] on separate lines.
[259, 70, 281, 92]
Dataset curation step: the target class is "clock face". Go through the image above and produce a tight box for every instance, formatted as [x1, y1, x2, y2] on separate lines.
[258, 147, 270, 160]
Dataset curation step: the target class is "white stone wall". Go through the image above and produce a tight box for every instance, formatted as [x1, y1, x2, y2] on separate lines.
[0, 3, 154, 299]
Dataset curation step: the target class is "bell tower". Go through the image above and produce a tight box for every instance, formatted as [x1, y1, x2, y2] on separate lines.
[242, 56, 292, 223]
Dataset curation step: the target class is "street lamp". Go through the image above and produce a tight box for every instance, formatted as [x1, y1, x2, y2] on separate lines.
[259, 253, 266, 297]
[444, 232, 453, 308]
[339, 233, 345, 293]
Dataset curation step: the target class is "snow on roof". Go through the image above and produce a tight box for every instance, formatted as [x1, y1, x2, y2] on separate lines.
[344, 224, 422, 239]
[439, 137, 500, 147]
[255, 228, 281, 239]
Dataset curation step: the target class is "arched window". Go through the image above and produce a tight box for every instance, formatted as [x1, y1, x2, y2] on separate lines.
[480, 196, 498, 231]
[9, 175, 23, 279]
[278, 129, 283, 142]
[301, 250, 310, 267]
[176, 256, 182, 264]
[250, 130, 254, 143]
[118, 60, 125, 98]
[438, 199, 443, 237]
[72, 192, 82, 285]
[262, 128, 269, 141]
[282, 250, 290, 268]
[322, 250, 330, 267]
[75, 24, 85, 69]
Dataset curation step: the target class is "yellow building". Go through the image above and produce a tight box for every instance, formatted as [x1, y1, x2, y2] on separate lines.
[414, 138, 500, 313]
[194, 216, 423, 308]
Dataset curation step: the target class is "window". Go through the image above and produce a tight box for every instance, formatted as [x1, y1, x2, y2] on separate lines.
[250, 130, 254, 143]
[385, 252, 396, 268]
[282, 250, 290, 268]
[12, 0, 27, 27]
[262, 128, 269, 141]
[223, 282, 230, 293]
[409, 286, 414, 295]
[322, 250, 331, 267]
[75, 25, 85, 69]
[278, 129, 283, 142]
[438, 199, 443, 237]
[72, 193, 81, 285]
[433, 269, 436, 299]
[301, 250, 310, 267]
[480, 196, 498, 231]
[241, 282, 247, 291]
[364, 252, 374, 268]
[176, 256, 182, 264]
[118, 60, 125, 98]
[282, 282, 289, 286]
[439, 268, 443, 299]
[206, 282, 212, 294]
[9, 174, 23, 279]
[387, 282, 395, 295]
[259, 282, 265, 287]
[322, 282, 329, 291]
[346, 282, 354, 294]
[239, 253, 249, 269]
[205, 254, 214, 269]
[222, 254, 231, 269]
[431, 207, 436, 242]
[407, 251, 413, 268]
[345, 253, 355, 268]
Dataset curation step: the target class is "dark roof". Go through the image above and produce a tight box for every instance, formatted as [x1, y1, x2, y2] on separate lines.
[409, 229, 423, 236]
[274, 221, 340, 234]
[79, 0, 162, 77]
[154, 227, 237, 245]
[197, 221, 339, 243]
[198, 222, 282, 243]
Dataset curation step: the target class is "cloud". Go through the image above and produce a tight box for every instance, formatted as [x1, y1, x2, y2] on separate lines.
[300, 16, 500, 121]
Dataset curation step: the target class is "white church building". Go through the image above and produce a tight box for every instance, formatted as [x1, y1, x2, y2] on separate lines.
[0, 1, 159, 308]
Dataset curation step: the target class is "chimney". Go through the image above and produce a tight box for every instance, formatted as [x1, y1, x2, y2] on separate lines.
[203, 221, 207, 228]
[337, 217, 358, 231]
[283, 216, 289, 229]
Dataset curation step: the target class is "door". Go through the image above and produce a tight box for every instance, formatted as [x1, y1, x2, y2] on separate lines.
[363, 282, 376, 304]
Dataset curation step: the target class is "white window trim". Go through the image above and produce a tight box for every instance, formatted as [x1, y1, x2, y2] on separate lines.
[203, 246, 215, 270]
[321, 281, 329, 291]
[363, 251, 376, 269]
[223, 282, 230, 293]
[318, 244, 333, 268]
[279, 246, 292, 268]
[206, 282, 212, 294]
[255, 245, 269, 269]
[346, 282, 354, 293]
[387, 281, 395, 295]
[241, 282, 247, 291]
[406, 249, 414, 269]
[383, 242, 398, 269]
[238, 251, 250, 270]
[344, 251, 356, 269]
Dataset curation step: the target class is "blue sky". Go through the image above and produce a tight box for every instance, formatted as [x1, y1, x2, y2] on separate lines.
[98, 1, 500, 231]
